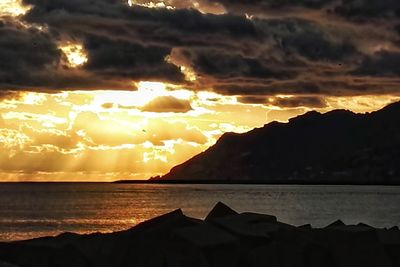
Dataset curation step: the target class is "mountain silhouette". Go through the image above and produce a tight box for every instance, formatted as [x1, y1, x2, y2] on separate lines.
[156, 102, 400, 184]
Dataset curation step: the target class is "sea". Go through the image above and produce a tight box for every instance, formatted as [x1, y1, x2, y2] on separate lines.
[0, 183, 399, 242]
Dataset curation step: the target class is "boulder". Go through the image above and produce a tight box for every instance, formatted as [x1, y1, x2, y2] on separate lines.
[106, 210, 201, 267]
[174, 223, 237, 248]
[123, 209, 200, 238]
[0, 243, 90, 267]
[174, 223, 239, 267]
[211, 212, 279, 242]
[315, 229, 393, 267]
[298, 224, 312, 229]
[1, 205, 400, 267]
[325, 220, 346, 228]
[244, 239, 332, 267]
[0, 261, 19, 267]
[328, 225, 377, 233]
[163, 242, 210, 267]
[377, 229, 400, 265]
[377, 229, 400, 245]
[205, 202, 238, 221]
[357, 223, 374, 228]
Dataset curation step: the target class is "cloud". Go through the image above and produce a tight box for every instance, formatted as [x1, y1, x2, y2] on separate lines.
[141, 96, 192, 113]
[266, 108, 307, 122]
[72, 111, 140, 146]
[213, 81, 321, 96]
[71, 111, 207, 146]
[131, 0, 226, 14]
[0, 20, 60, 89]
[213, 78, 400, 97]
[266, 96, 328, 108]
[101, 102, 114, 109]
[82, 34, 183, 83]
[213, 0, 334, 10]
[21, 125, 78, 149]
[237, 96, 268, 104]
[0, 20, 140, 91]
[180, 48, 295, 80]
[353, 51, 400, 77]
[0, 114, 4, 127]
[212, 0, 400, 21]
[0, 0, 395, 98]
[238, 95, 327, 108]
[2, 88, 399, 180]
[144, 119, 208, 145]
[0, 91, 22, 101]
[333, 0, 400, 20]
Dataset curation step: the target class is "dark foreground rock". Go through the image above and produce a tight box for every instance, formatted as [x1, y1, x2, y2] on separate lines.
[0, 202, 399, 267]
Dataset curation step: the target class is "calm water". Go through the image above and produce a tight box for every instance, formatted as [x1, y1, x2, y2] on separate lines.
[0, 183, 399, 241]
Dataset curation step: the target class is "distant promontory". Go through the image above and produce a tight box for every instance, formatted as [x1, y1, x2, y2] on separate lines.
[154, 102, 400, 184]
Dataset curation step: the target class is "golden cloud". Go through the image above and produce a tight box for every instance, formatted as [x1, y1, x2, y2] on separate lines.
[1, 89, 399, 181]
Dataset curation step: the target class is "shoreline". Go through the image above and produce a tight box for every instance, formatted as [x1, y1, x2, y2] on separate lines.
[1, 202, 399, 267]
[0, 179, 400, 185]
[3, 181, 399, 185]
[114, 179, 400, 185]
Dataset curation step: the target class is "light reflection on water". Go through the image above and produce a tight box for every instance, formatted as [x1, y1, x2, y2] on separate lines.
[0, 183, 399, 241]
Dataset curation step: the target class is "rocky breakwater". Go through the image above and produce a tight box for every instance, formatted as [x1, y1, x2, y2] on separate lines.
[0, 202, 399, 267]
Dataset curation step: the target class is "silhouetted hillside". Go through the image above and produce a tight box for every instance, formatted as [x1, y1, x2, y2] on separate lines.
[156, 102, 400, 184]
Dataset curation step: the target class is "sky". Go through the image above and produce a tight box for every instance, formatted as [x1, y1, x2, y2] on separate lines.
[0, 0, 399, 181]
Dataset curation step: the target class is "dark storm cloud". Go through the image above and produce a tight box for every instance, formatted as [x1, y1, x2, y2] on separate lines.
[214, 78, 400, 97]
[237, 95, 327, 108]
[0, 20, 60, 89]
[396, 24, 400, 34]
[166, 18, 363, 93]
[21, 0, 358, 60]
[266, 96, 328, 108]
[0, 20, 142, 90]
[83, 34, 183, 82]
[333, 0, 400, 21]
[141, 96, 193, 113]
[183, 48, 295, 80]
[0, 0, 397, 97]
[353, 51, 400, 77]
[215, 81, 321, 95]
[237, 96, 268, 104]
[212, 0, 400, 20]
[210, 0, 334, 16]
[279, 27, 357, 61]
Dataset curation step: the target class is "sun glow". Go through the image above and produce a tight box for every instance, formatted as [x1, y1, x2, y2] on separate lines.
[128, 0, 173, 9]
[85, 81, 194, 112]
[2, 88, 400, 181]
[126, 0, 225, 14]
[60, 43, 88, 68]
[180, 66, 197, 82]
[165, 53, 197, 82]
[0, 0, 31, 17]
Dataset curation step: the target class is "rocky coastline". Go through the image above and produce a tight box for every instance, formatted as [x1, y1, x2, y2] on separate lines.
[0, 202, 399, 267]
